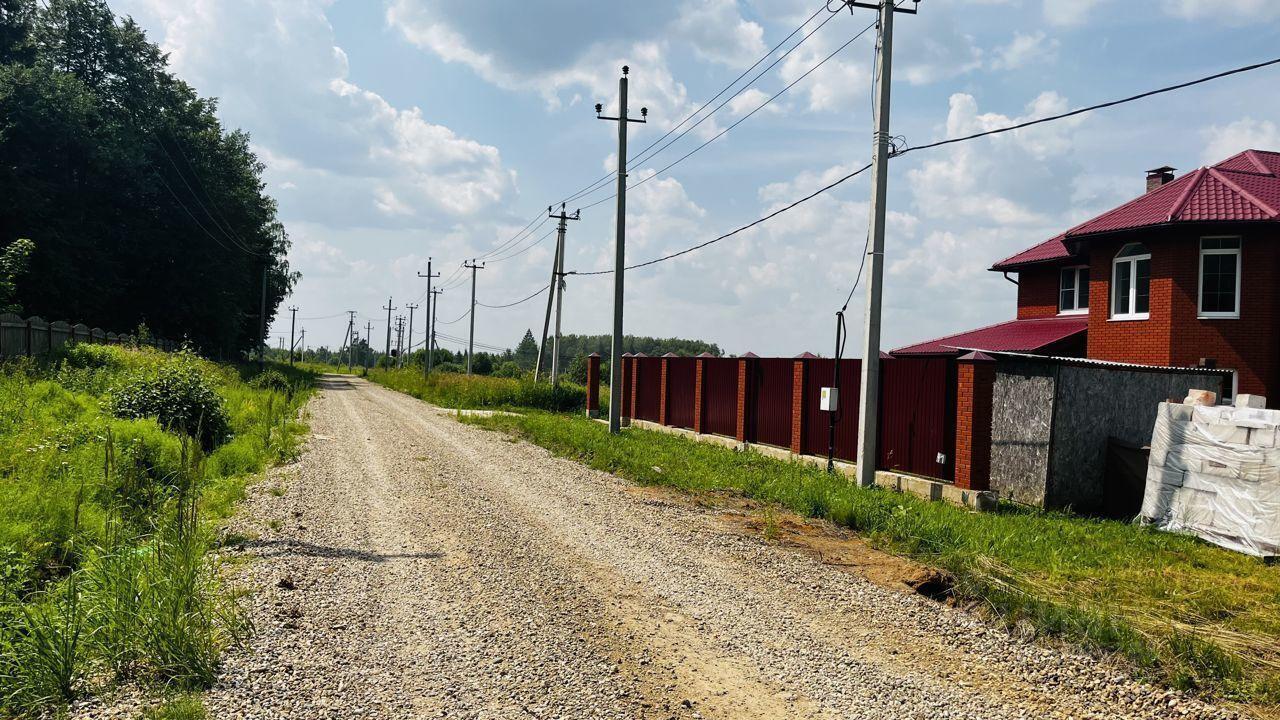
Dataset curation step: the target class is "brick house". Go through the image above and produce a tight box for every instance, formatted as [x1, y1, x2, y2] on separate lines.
[894, 149, 1280, 402]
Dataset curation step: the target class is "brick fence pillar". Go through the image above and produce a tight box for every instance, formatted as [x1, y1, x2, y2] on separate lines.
[791, 353, 816, 455]
[620, 353, 633, 419]
[736, 352, 757, 442]
[660, 353, 677, 426]
[955, 351, 996, 491]
[694, 353, 712, 433]
[585, 353, 601, 418]
[631, 353, 645, 421]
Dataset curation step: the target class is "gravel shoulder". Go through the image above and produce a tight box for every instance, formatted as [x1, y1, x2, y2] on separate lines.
[189, 375, 1239, 719]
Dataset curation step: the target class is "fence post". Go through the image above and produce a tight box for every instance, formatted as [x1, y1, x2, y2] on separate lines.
[631, 353, 645, 423]
[792, 353, 816, 455]
[955, 351, 996, 491]
[660, 353, 678, 426]
[736, 352, 757, 443]
[620, 353, 633, 420]
[695, 352, 713, 434]
[586, 353, 601, 418]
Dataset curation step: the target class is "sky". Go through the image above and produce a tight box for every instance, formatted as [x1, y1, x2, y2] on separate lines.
[112, 0, 1280, 357]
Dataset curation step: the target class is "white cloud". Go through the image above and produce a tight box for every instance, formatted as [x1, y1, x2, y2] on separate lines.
[727, 88, 782, 117]
[989, 31, 1058, 71]
[1161, 0, 1280, 24]
[118, 0, 514, 226]
[673, 0, 766, 68]
[1043, 0, 1104, 26]
[1201, 118, 1280, 164]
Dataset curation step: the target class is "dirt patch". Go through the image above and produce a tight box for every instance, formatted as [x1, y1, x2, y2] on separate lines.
[619, 483, 942, 598]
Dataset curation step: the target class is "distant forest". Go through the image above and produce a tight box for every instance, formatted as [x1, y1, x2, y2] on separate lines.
[0, 0, 294, 355]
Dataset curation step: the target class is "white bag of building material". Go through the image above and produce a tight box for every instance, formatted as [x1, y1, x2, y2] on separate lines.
[1142, 401, 1280, 557]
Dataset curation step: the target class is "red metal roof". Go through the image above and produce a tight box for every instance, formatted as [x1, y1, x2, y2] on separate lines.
[993, 149, 1280, 271]
[891, 316, 1088, 356]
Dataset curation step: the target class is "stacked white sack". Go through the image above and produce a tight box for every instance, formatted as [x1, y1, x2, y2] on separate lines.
[1141, 398, 1280, 557]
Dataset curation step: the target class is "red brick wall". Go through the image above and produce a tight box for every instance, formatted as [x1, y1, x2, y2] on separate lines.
[1085, 228, 1280, 397]
[585, 355, 600, 415]
[955, 357, 994, 490]
[659, 358, 669, 425]
[694, 358, 704, 433]
[1017, 267, 1062, 319]
[735, 358, 749, 441]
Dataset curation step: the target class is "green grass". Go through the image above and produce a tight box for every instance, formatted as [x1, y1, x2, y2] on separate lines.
[139, 695, 206, 720]
[367, 367, 586, 411]
[463, 410, 1280, 707]
[0, 345, 314, 715]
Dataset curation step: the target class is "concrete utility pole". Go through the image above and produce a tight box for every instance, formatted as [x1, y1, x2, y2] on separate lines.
[383, 297, 396, 368]
[258, 264, 268, 369]
[364, 322, 373, 373]
[394, 315, 405, 366]
[418, 259, 440, 376]
[299, 328, 305, 361]
[287, 306, 298, 365]
[850, 0, 916, 488]
[536, 204, 580, 383]
[596, 66, 647, 433]
[429, 288, 442, 373]
[463, 260, 484, 375]
[344, 311, 357, 371]
[405, 304, 418, 368]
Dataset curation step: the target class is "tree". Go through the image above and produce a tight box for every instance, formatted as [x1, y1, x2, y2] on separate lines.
[0, 0, 295, 355]
[0, 237, 32, 312]
[514, 329, 539, 369]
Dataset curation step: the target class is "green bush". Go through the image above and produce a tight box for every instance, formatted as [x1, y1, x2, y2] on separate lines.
[247, 369, 290, 395]
[109, 353, 230, 450]
[435, 362, 464, 374]
[492, 361, 525, 379]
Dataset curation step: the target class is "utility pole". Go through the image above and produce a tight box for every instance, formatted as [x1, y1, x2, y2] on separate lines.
[287, 306, 298, 365]
[406, 303, 419, 370]
[851, 0, 916, 488]
[429, 289, 442, 374]
[536, 204, 580, 383]
[383, 297, 396, 369]
[463, 260, 484, 375]
[299, 328, 305, 361]
[596, 66, 647, 433]
[394, 315, 405, 366]
[418, 259, 440, 376]
[258, 264, 268, 369]
[364, 322, 373, 373]
[344, 311, 357, 371]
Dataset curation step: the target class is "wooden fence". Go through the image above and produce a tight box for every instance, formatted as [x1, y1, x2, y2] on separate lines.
[0, 313, 178, 358]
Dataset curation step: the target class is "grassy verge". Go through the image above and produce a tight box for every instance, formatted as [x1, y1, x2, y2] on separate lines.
[0, 345, 314, 715]
[463, 410, 1280, 707]
[367, 367, 586, 411]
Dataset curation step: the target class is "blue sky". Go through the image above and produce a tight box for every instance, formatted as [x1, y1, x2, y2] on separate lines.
[114, 0, 1280, 356]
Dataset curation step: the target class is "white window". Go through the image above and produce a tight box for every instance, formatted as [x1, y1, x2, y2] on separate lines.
[1198, 236, 1241, 319]
[1111, 243, 1150, 320]
[1058, 266, 1089, 314]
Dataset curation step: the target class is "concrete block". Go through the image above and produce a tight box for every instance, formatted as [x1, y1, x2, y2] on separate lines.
[1146, 465, 1186, 488]
[1249, 426, 1278, 449]
[1158, 402, 1194, 422]
[1236, 394, 1268, 409]
[1183, 472, 1221, 493]
[1195, 423, 1252, 445]
[1185, 389, 1218, 407]
[1170, 487, 1217, 530]
[1141, 481, 1177, 521]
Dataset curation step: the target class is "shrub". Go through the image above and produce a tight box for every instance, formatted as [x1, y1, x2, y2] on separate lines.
[109, 353, 230, 450]
[247, 369, 290, 395]
[435, 362, 464, 374]
[493, 361, 525, 379]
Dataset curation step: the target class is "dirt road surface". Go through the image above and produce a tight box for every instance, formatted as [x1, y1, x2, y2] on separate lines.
[201, 375, 1235, 719]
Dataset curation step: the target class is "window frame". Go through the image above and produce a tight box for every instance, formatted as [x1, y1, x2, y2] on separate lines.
[1111, 243, 1151, 321]
[1197, 236, 1242, 320]
[1057, 265, 1090, 315]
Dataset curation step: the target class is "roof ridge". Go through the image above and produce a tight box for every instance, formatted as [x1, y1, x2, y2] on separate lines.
[1061, 170, 1198, 237]
[1207, 167, 1280, 217]
[1243, 149, 1275, 175]
[1167, 167, 1207, 222]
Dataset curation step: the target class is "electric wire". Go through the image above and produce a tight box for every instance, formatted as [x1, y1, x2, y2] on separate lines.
[476, 283, 553, 309]
[486, 226, 558, 264]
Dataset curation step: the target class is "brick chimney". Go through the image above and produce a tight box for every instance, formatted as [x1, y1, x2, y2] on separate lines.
[1146, 166, 1176, 193]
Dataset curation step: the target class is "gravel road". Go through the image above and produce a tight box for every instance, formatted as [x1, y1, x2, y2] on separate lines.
[199, 375, 1236, 720]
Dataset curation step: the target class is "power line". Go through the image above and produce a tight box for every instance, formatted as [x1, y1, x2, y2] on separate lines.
[562, 0, 842, 206]
[893, 55, 1280, 159]
[436, 307, 471, 325]
[486, 226, 558, 264]
[477, 283, 552, 309]
[566, 52, 1280, 278]
[576, 13, 878, 213]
